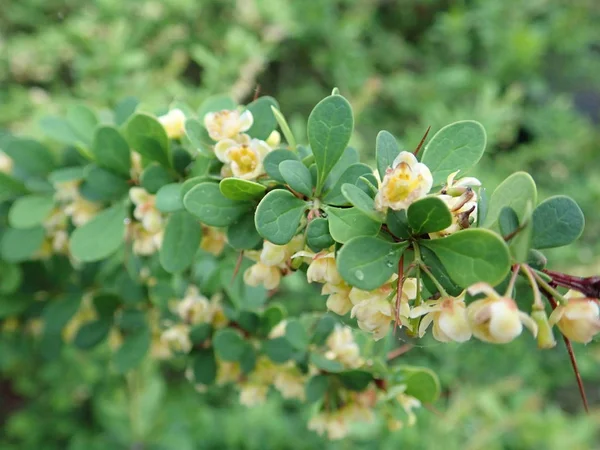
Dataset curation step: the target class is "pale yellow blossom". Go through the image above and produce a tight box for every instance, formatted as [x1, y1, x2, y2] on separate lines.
[266, 130, 281, 148]
[325, 325, 363, 368]
[215, 134, 271, 180]
[204, 109, 253, 141]
[160, 324, 192, 353]
[201, 226, 227, 255]
[129, 187, 163, 233]
[0, 152, 13, 173]
[549, 290, 600, 344]
[158, 108, 186, 139]
[323, 282, 353, 316]
[410, 295, 472, 342]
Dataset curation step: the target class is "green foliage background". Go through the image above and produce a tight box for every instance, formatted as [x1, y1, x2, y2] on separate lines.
[1, 0, 600, 448]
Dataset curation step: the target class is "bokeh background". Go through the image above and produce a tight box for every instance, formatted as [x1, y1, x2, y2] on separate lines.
[1, 0, 600, 448]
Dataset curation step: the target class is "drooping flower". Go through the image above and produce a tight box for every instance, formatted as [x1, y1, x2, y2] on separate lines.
[410, 295, 472, 342]
[158, 108, 186, 139]
[549, 290, 600, 344]
[215, 134, 272, 180]
[160, 324, 192, 354]
[129, 223, 163, 256]
[174, 285, 227, 327]
[200, 226, 227, 256]
[323, 282, 353, 316]
[293, 249, 342, 285]
[467, 282, 537, 343]
[244, 237, 304, 290]
[129, 187, 164, 233]
[243, 262, 282, 290]
[204, 109, 253, 141]
[324, 325, 363, 369]
[349, 277, 416, 340]
[375, 151, 433, 211]
[63, 196, 102, 227]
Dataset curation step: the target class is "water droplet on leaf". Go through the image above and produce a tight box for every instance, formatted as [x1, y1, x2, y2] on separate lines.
[355, 270, 364, 280]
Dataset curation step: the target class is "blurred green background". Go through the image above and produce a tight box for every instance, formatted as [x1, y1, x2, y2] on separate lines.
[1, 0, 600, 448]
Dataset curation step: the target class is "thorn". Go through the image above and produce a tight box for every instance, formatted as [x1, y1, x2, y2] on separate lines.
[231, 251, 244, 283]
[386, 343, 414, 361]
[413, 126, 431, 157]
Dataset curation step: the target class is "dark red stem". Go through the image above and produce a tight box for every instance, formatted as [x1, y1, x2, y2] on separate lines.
[543, 269, 600, 299]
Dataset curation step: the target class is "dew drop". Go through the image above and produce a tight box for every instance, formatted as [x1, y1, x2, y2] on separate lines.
[385, 260, 394, 268]
[355, 270, 364, 281]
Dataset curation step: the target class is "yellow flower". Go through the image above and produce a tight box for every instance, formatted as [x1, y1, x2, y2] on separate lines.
[215, 135, 271, 180]
[268, 320, 287, 339]
[549, 291, 600, 344]
[323, 282, 353, 316]
[63, 196, 102, 227]
[325, 325, 363, 368]
[129, 223, 163, 256]
[158, 108, 186, 139]
[410, 296, 472, 342]
[200, 226, 227, 255]
[0, 151, 13, 173]
[243, 262, 281, 290]
[204, 109, 253, 141]
[160, 324, 192, 353]
[349, 278, 416, 340]
[375, 151, 433, 211]
[467, 283, 537, 343]
[129, 187, 164, 233]
[293, 249, 341, 285]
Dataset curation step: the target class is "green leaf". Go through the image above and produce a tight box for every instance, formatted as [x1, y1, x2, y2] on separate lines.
[255, 190, 307, 245]
[260, 304, 287, 336]
[420, 120, 487, 186]
[192, 349, 217, 385]
[421, 229, 510, 288]
[69, 203, 127, 262]
[226, 213, 262, 250]
[376, 130, 399, 180]
[245, 96, 279, 140]
[93, 292, 122, 317]
[66, 104, 99, 146]
[477, 187, 488, 226]
[155, 183, 184, 213]
[92, 126, 131, 177]
[0, 172, 28, 202]
[498, 206, 519, 238]
[396, 366, 440, 403]
[341, 183, 383, 222]
[213, 328, 246, 362]
[526, 249, 547, 271]
[114, 96, 139, 126]
[337, 237, 408, 290]
[81, 165, 129, 202]
[271, 106, 296, 149]
[509, 201, 533, 263]
[185, 119, 213, 155]
[125, 113, 170, 166]
[8, 195, 54, 229]
[0, 226, 46, 262]
[197, 95, 236, 120]
[419, 246, 462, 297]
[74, 319, 112, 349]
[219, 178, 266, 201]
[309, 353, 344, 373]
[311, 315, 338, 345]
[322, 163, 372, 206]
[159, 211, 201, 273]
[0, 262, 22, 295]
[285, 319, 309, 351]
[339, 370, 374, 391]
[184, 182, 251, 227]
[386, 209, 411, 239]
[531, 195, 585, 249]
[483, 172, 537, 230]
[306, 218, 335, 252]
[326, 207, 381, 244]
[306, 375, 329, 403]
[407, 196, 452, 235]
[3, 139, 55, 177]
[39, 117, 82, 146]
[189, 323, 212, 344]
[113, 327, 151, 373]
[279, 160, 313, 197]
[140, 163, 175, 194]
[48, 167, 85, 184]
[322, 147, 359, 193]
[263, 149, 300, 183]
[308, 95, 354, 194]
[263, 336, 295, 363]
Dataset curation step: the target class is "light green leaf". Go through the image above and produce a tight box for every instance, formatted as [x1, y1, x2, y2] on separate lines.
[155, 183, 184, 213]
[67, 104, 99, 146]
[263, 149, 300, 183]
[326, 207, 381, 243]
[531, 195, 585, 249]
[376, 130, 399, 180]
[226, 213, 262, 250]
[69, 203, 127, 262]
[0, 227, 46, 262]
[159, 211, 202, 273]
[396, 366, 441, 403]
[407, 196, 452, 234]
[113, 96, 139, 126]
[8, 195, 54, 229]
[245, 96, 279, 140]
[341, 183, 383, 222]
[308, 95, 354, 194]
[309, 353, 344, 373]
[280, 160, 313, 197]
[421, 229, 510, 288]
[255, 190, 307, 245]
[125, 113, 170, 166]
[271, 106, 296, 149]
[48, 167, 85, 184]
[420, 121, 487, 186]
[337, 236, 408, 290]
[483, 171, 537, 230]
[219, 178, 266, 201]
[81, 165, 129, 202]
[185, 118, 213, 155]
[92, 126, 131, 177]
[3, 139, 56, 177]
[0, 172, 28, 203]
[322, 163, 372, 206]
[306, 218, 335, 252]
[140, 163, 175, 194]
[263, 337, 295, 364]
[184, 182, 251, 227]
[213, 328, 246, 362]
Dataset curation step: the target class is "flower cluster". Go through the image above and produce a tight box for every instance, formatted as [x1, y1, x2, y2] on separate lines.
[244, 236, 304, 290]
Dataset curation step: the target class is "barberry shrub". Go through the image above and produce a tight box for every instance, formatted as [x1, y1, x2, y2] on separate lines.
[0, 90, 597, 440]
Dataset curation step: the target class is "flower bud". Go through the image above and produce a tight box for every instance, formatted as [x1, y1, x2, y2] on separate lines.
[266, 130, 281, 148]
[531, 309, 556, 349]
[549, 295, 600, 344]
[306, 252, 341, 285]
[243, 262, 281, 290]
[324, 282, 353, 316]
[158, 108, 186, 139]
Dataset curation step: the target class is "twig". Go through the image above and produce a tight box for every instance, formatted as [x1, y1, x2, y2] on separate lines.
[231, 251, 244, 282]
[413, 126, 431, 157]
[386, 344, 414, 361]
